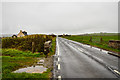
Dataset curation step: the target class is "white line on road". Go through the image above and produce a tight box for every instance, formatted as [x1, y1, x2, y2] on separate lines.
[114, 70, 120, 75]
[57, 37, 60, 56]
[58, 76, 61, 80]
[55, 36, 61, 79]
[56, 61, 58, 65]
[58, 57, 60, 61]
[58, 64, 60, 70]
[77, 48, 84, 53]
[58, 48, 60, 55]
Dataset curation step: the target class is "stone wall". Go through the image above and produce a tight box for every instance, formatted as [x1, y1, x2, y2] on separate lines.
[109, 40, 120, 49]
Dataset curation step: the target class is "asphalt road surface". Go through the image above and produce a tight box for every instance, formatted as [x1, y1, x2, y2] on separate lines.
[54, 37, 120, 78]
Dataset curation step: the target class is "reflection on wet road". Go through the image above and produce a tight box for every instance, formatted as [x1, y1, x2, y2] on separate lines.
[54, 37, 119, 78]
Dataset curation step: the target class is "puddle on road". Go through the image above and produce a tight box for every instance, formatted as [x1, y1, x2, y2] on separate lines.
[13, 59, 48, 73]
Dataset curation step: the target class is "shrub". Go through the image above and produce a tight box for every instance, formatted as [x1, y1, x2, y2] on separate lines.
[2, 35, 53, 52]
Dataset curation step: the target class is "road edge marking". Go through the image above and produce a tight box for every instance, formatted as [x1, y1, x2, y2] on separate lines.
[114, 70, 120, 75]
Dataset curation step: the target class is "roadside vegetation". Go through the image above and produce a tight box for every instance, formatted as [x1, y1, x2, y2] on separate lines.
[1, 34, 56, 79]
[1, 50, 51, 79]
[62, 33, 120, 53]
[2, 35, 53, 52]
[2, 48, 45, 57]
[49, 37, 56, 56]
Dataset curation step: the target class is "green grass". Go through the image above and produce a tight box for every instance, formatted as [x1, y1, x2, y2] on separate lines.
[1, 49, 53, 79]
[2, 56, 37, 74]
[1, 37, 56, 79]
[1, 48, 45, 57]
[1, 55, 50, 79]
[63, 34, 120, 53]
[49, 37, 56, 56]
[84, 33, 119, 36]
[2, 68, 51, 79]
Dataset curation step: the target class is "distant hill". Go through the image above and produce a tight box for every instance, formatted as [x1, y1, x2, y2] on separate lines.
[80, 33, 120, 36]
[1, 34, 35, 37]
[1, 34, 14, 37]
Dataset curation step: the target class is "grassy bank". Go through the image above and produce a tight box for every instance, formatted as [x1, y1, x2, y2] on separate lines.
[49, 37, 56, 56]
[63, 33, 120, 53]
[1, 36, 56, 79]
[2, 48, 45, 57]
[1, 49, 51, 79]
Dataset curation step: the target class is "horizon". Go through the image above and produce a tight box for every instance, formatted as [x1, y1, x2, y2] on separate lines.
[1, 32, 119, 35]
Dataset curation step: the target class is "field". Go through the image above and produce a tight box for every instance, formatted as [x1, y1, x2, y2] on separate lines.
[1, 35, 56, 79]
[63, 33, 120, 53]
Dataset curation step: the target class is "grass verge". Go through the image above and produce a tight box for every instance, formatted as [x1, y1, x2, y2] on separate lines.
[1, 49, 51, 79]
[63, 35, 120, 53]
[48, 37, 56, 56]
[1, 37, 56, 79]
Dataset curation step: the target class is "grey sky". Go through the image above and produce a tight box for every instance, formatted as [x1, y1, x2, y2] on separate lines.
[2, 2, 118, 35]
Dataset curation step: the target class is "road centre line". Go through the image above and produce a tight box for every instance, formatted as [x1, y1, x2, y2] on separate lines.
[57, 38, 60, 56]
[58, 57, 60, 61]
[58, 76, 61, 80]
[56, 61, 58, 65]
[58, 64, 60, 70]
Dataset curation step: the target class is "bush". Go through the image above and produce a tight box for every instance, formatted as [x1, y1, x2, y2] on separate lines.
[2, 35, 53, 52]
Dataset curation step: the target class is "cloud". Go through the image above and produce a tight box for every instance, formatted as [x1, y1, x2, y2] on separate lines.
[2, 2, 118, 34]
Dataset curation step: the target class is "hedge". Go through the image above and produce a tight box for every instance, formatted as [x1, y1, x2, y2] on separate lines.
[2, 34, 54, 52]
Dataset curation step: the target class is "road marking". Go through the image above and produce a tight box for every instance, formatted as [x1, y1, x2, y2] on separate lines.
[57, 38, 60, 56]
[58, 57, 60, 61]
[58, 64, 60, 70]
[58, 48, 59, 55]
[58, 76, 61, 80]
[77, 48, 84, 53]
[67, 42, 85, 53]
[114, 70, 120, 75]
[56, 61, 58, 65]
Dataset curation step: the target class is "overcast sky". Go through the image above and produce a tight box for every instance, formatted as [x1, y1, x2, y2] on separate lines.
[2, 1, 118, 35]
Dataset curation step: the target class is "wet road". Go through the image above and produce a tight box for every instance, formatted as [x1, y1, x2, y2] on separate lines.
[54, 37, 119, 78]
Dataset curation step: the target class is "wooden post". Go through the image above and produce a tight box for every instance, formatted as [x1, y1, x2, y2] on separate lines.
[32, 42, 35, 53]
[100, 37, 103, 43]
[89, 37, 92, 42]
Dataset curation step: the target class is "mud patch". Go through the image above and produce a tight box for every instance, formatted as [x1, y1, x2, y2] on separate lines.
[43, 56, 53, 69]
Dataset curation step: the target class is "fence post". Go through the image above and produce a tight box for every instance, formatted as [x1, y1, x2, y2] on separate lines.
[100, 37, 103, 43]
[32, 42, 35, 53]
[89, 37, 92, 42]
